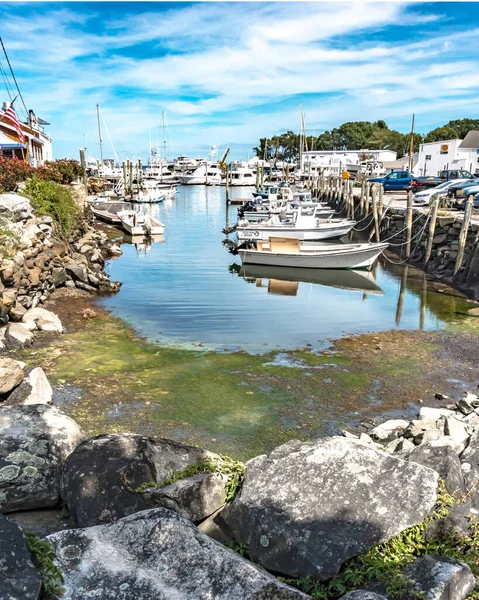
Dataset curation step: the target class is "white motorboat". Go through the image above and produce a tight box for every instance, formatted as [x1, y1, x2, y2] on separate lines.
[238, 238, 389, 270]
[225, 163, 256, 186]
[179, 162, 223, 185]
[241, 205, 335, 223]
[236, 207, 354, 241]
[117, 210, 165, 236]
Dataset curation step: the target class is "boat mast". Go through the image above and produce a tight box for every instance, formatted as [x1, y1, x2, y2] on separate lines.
[299, 103, 303, 173]
[96, 103, 104, 166]
[162, 111, 167, 161]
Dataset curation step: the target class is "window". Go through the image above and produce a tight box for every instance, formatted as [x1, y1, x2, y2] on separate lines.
[387, 172, 399, 179]
[400, 172, 408, 178]
[0, 149, 13, 158]
[425, 155, 431, 160]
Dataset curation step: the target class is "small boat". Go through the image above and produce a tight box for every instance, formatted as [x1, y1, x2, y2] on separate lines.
[89, 201, 132, 224]
[236, 207, 354, 242]
[132, 189, 166, 204]
[117, 210, 165, 236]
[238, 237, 389, 270]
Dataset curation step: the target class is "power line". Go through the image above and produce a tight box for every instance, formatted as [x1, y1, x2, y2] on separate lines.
[0, 61, 14, 101]
[0, 37, 29, 120]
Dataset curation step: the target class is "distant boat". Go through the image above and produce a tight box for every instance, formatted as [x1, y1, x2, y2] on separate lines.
[236, 207, 354, 241]
[239, 264, 384, 294]
[238, 237, 388, 270]
[117, 210, 165, 236]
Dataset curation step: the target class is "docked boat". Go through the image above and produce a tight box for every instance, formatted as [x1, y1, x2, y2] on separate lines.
[241, 205, 335, 223]
[117, 210, 165, 236]
[178, 162, 223, 185]
[132, 189, 166, 204]
[238, 237, 388, 270]
[236, 207, 354, 241]
[226, 164, 256, 186]
[238, 264, 383, 294]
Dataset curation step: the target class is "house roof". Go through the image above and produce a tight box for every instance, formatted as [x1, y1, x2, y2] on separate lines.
[459, 130, 479, 149]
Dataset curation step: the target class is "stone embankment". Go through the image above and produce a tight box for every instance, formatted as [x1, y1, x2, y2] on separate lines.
[1, 310, 479, 598]
[381, 208, 479, 298]
[0, 192, 122, 347]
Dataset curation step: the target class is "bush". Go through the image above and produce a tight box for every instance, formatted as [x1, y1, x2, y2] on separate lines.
[0, 155, 34, 192]
[22, 177, 80, 233]
[37, 159, 84, 185]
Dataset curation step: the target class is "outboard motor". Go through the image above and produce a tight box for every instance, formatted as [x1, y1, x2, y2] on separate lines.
[229, 240, 256, 255]
[237, 200, 255, 218]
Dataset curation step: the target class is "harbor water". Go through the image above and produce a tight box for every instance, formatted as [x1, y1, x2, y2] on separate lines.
[99, 186, 470, 352]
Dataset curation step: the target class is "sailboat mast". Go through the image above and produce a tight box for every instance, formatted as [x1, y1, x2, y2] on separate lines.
[96, 104, 104, 165]
[299, 103, 303, 172]
[408, 113, 415, 173]
[162, 111, 167, 161]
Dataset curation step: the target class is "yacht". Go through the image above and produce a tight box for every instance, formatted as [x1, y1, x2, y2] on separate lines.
[226, 163, 256, 186]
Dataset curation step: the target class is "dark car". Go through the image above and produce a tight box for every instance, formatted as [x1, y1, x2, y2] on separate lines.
[456, 191, 479, 210]
[448, 178, 479, 198]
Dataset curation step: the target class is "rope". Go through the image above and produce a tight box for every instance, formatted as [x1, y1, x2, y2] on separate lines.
[379, 207, 431, 244]
[380, 213, 431, 264]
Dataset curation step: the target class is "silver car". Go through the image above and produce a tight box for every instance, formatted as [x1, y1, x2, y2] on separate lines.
[413, 179, 465, 205]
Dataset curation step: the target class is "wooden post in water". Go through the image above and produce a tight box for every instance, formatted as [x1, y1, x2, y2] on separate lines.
[424, 194, 439, 266]
[405, 189, 413, 258]
[370, 184, 380, 242]
[454, 195, 473, 279]
[365, 183, 371, 218]
[129, 161, 133, 197]
[225, 164, 230, 204]
[79, 149, 88, 192]
[465, 233, 479, 287]
[378, 184, 384, 220]
[360, 179, 365, 216]
[138, 160, 142, 190]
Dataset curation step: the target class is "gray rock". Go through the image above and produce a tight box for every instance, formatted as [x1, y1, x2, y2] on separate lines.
[8, 303, 27, 322]
[456, 399, 474, 416]
[65, 262, 88, 283]
[0, 405, 85, 512]
[0, 514, 42, 600]
[0, 357, 24, 395]
[416, 428, 443, 445]
[407, 443, 466, 496]
[221, 437, 439, 580]
[369, 419, 409, 442]
[4, 367, 53, 405]
[405, 555, 475, 600]
[141, 473, 227, 522]
[47, 508, 310, 600]
[61, 433, 222, 527]
[419, 407, 455, 421]
[459, 430, 479, 508]
[0, 193, 33, 221]
[22, 307, 63, 333]
[444, 418, 470, 448]
[4, 322, 34, 349]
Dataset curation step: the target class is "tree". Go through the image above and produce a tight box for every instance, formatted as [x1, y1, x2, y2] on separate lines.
[424, 126, 459, 143]
[446, 119, 479, 139]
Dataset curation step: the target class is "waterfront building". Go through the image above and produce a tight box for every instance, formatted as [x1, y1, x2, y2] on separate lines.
[414, 131, 479, 177]
[0, 101, 52, 166]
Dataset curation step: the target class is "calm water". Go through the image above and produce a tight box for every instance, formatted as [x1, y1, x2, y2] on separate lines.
[100, 186, 468, 352]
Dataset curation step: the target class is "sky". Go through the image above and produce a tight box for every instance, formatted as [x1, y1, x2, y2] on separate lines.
[1, 1, 479, 162]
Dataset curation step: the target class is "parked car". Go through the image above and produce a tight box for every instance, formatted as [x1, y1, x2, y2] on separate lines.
[454, 184, 479, 209]
[413, 179, 464, 205]
[447, 178, 479, 198]
[368, 171, 414, 192]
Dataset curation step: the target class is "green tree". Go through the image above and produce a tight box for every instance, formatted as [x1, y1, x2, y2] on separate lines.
[424, 126, 459, 143]
[332, 121, 375, 150]
[446, 118, 479, 139]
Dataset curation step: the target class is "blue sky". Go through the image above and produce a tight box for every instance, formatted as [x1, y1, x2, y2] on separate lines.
[1, 1, 479, 162]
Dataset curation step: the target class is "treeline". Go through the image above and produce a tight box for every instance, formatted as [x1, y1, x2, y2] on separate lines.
[253, 118, 479, 162]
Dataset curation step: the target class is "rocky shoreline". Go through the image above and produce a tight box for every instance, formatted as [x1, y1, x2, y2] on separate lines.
[2, 193, 479, 599]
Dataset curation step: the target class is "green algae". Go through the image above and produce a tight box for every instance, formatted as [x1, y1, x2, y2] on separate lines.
[13, 306, 479, 461]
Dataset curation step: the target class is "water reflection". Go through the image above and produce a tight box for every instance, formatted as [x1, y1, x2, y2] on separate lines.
[236, 264, 384, 296]
[99, 185, 473, 351]
[123, 234, 165, 258]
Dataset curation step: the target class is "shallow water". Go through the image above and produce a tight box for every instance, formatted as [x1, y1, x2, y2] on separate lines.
[100, 186, 471, 352]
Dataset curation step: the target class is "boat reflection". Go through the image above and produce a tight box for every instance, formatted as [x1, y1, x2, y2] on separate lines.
[236, 264, 383, 296]
[123, 234, 165, 257]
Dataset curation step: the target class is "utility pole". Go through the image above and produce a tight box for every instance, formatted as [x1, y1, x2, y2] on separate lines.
[408, 113, 415, 173]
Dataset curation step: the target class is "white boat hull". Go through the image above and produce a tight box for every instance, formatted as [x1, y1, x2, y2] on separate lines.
[239, 242, 388, 270]
[236, 221, 354, 241]
[241, 208, 335, 222]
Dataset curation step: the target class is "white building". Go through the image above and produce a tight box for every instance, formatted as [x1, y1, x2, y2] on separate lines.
[0, 102, 52, 166]
[302, 149, 397, 175]
[414, 131, 479, 177]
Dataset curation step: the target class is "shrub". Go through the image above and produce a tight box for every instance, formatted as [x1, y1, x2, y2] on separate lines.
[0, 215, 20, 259]
[37, 159, 84, 185]
[22, 177, 80, 234]
[0, 155, 34, 192]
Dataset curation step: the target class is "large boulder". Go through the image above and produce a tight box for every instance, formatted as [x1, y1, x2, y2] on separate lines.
[61, 434, 225, 527]
[47, 508, 310, 600]
[0, 193, 32, 221]
[4, 366, 53, 405]
[405, 555, 475, 600]
[0, 514, 42, 599]
[221, 437, 439, 580]
[0, 357, 24, 395]
[4, 322, 34, 349]
[0, 405, 85, 512]
[22, 307, 63, 333]
[459, 430, 479, 509]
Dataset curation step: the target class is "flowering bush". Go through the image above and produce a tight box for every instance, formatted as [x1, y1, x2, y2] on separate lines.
[0, 157, 84, 192]
[0, 155, 34, 192]
[22, 177, 79, 233]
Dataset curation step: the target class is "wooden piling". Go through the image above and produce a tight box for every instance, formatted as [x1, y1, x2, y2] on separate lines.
[122, 161, 127, 196]
[370, 184, 380, 242]
[79, 149, 88, 192]
[424, 194, 439, 266]
[454, 195, 473, 279]
[405, 189, 413, 258]
[128, 160, 133, 196]
[225, 164, 230, 203]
